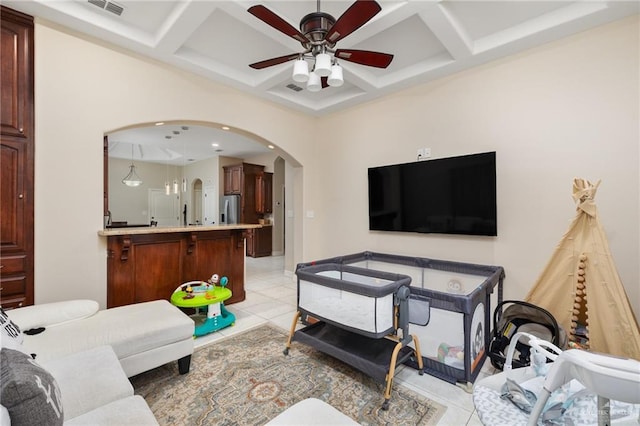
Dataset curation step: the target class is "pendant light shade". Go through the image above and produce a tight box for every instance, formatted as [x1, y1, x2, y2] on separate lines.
[307, 71, 322, 92]
[182, 178, 187, 193]
[328, 63, 344, 87]
[122, 145, 143, 187]
[122, 164, 143, 187]
[314, 53, 332, 77]
[292, 58, 309, 83]
[173, 179, 179, 194]
[165, 181, 171, 195]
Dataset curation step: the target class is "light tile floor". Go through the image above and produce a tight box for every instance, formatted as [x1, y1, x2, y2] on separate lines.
[193, 255, 496, 425]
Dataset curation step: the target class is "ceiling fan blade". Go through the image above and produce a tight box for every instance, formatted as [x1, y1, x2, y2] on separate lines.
[324, 0, 381, 44]
[249, 54, 300, 70]
[335, 49, 393, 68]
[248, 5, 308, 44]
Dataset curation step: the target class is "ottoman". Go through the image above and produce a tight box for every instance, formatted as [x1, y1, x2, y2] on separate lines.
[265, 398, 358, 425]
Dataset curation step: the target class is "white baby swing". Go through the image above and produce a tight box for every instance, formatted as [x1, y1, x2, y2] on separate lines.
[473, 332, 640, 426]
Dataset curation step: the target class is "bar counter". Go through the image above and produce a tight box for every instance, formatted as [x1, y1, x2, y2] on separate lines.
[98, 223, 262, 237]
[100, 224, 261, 308]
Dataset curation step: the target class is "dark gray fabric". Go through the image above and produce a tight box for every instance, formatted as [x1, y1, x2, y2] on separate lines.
[1, 348, 64, 425]
[408, 295, 430, 326]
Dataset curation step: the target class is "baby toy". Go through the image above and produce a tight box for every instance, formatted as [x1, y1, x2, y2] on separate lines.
[170, 273, 235, 337]
[437, 342, 464, 369]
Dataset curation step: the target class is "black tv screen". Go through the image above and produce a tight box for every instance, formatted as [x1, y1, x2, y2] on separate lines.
[368, 152, 497, 236]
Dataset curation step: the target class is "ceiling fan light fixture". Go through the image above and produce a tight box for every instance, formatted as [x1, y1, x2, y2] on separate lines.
[307, 71, 322, 92]
[328, 63, 344, 87]
[292, 58, 309, 83]
[314, 53, 332, 77]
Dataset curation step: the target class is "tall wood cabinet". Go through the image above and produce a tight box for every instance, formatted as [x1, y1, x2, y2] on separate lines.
[222, 163, 264, 224]
[223, 163, 273, 257]
[256, 172, 273, 214]
[0, 7, 35, 309]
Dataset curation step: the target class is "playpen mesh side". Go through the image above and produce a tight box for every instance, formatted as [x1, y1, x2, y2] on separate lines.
[295, 263, 412, 339]
[298, 251, 505, 300]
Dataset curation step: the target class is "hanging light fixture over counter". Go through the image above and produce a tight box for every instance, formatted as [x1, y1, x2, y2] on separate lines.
[122, 144, 143, 187]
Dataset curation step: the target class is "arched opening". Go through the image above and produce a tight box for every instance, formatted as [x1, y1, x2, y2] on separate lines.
[104, 120, 301, 276]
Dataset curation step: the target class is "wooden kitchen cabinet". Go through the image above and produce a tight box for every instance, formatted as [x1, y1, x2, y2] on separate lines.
[1, 7, 34, 309]
[223, 163, 272, 258]
[222, 163, 264, 224]
[106, 229, 247, 308]
[223, 165, 243, 195]
[245, 226, 272, 258]
[256, 172, 273, 214]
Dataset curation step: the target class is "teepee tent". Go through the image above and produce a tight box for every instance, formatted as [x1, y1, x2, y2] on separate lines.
[525, 178, 640, 359]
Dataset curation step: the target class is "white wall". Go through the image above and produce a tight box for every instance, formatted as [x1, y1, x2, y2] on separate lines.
[33, 16, 639, 318]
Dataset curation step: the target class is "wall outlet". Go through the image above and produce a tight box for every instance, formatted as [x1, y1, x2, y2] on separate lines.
[417, 147, 431, 160]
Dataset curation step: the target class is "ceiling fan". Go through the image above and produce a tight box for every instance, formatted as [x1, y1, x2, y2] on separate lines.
[248, 0, 393, 90]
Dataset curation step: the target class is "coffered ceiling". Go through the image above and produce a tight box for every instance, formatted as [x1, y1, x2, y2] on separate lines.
[6, 0, 638, 117]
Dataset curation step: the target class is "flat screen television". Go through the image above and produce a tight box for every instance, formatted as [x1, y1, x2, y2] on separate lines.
[368, 151, 497, 236]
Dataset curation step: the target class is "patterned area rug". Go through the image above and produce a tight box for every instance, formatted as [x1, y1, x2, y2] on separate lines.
[131, 324, 446, 425]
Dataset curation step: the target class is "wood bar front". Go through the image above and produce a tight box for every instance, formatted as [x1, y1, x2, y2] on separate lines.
[100, 226, 259, 308]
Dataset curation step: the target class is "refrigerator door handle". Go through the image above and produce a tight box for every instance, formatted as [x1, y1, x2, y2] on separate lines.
[222, 199, 229, 224]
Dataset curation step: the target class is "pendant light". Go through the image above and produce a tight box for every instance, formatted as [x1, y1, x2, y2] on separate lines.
[181, 130, 188, 193]
[122, 144, 143, 187]
[165, 140, 171, 195]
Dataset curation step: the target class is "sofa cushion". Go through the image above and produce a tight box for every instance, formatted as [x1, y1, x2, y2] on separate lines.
[21, 300, 194, 364]
[63, 395, 158, 426]
[7, 300, 99, 331]
[0, 347, 64, 425]
[40, 346, 133, 421]
[1, 404, 9, 425]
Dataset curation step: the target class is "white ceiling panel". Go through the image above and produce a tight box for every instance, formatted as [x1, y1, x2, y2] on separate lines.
[4, 0, 637, 158]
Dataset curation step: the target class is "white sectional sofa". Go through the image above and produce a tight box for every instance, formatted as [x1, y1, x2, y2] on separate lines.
[7, 299, 195, 377]
[1, 299, 195, 425]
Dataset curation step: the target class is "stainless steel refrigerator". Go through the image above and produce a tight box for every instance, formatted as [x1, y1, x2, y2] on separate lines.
[220, 195, 240, 224]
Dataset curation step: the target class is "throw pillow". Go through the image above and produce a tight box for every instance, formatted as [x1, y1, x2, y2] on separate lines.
[0, 348, 64, 425]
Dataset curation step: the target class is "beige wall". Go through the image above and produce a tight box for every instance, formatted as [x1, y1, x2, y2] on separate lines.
[311, 16, 639, 314]
[34, 23, 312, 307]
[33, 16, 639, 317]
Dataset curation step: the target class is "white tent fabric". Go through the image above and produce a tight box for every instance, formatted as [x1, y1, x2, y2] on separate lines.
[525, 178, 640, 360]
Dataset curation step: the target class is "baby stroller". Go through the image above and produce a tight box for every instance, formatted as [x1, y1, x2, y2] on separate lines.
[475, 331, 640, 425]
[488, 300, 567, 371]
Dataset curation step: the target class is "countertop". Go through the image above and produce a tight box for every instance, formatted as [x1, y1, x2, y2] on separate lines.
[98, 224, 262, 237]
